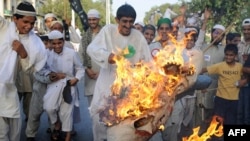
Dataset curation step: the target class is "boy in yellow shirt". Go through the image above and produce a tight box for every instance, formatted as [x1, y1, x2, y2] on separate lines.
[201, 44, 243, 124]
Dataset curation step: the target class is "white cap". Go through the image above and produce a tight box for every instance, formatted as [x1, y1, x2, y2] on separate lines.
[50, 20, 63, 28]
[87, 9, 100, 18]
[44, 13, 57, 20]
[186, 17, 197, 27]
[135, 22, 145, 27]
[48, 30, 63, 40]
[242, 18, 250, 26]
[213, 24, 225, 31]
[184, 27, 198, 33]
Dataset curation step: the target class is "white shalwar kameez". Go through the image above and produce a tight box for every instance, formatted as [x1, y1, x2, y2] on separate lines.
[87, 24, 152, 141]
[43, 46, 84, 132]
[0, 16, 47, 141]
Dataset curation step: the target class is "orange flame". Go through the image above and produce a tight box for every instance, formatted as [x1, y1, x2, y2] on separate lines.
[182, 116, 224, 141]
[100, 33, 196, 126]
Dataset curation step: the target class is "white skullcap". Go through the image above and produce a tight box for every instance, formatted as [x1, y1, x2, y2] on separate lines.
[135, 22, 145, 27]
[87, 9, 100, 18]
[48, 30, 63, 40]
[44, 13, 57, 20]
[16, 1, 36, 16]
[50, 20, 63, 28]
[186, 17, 197, 27]
[242, 18, 250, 26]
[213, 24, 225, 31]
[185, 27, 198, 33]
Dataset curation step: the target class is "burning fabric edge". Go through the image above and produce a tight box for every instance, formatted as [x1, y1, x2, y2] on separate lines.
[98, 43, 204, 141]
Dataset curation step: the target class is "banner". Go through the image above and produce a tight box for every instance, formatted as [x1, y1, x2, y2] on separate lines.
[69, 0, 89, 31]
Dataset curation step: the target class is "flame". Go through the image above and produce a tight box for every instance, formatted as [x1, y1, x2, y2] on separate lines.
[100, 34, 196, 126]
[182, 116, 224, 141]
[159, 125, 165, 131]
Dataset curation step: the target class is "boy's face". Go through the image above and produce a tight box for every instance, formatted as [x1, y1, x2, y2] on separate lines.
[14, 16, 36, 34]
[157, 23, 171, 42]
[224, 50, 236, 64]
[116, 17, 135, 36]
[143, 29, 155, 45]
[50, 39, 64, 54]
[42, 40, 52, 50]
[185, 37, 195, 49]
[227, 37, 241, 45]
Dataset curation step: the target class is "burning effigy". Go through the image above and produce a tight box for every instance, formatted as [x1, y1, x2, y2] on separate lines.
[98, 38, 204, 141]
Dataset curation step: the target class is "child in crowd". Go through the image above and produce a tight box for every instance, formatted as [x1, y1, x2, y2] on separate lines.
[201, 44, 243, 125]
[226, 32, 241, 45]
[142, 24, 156, 45]
[43, 30, 84, 141]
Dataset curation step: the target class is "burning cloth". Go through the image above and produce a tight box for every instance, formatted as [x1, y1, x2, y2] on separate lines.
[97, 42, 203, 141]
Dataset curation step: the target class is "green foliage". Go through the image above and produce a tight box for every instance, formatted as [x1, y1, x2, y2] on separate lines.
[144, 0, 250, 33]
[39, 0, 115, 31]
[187, 0, 250, 32]
[143, 3, 180, 24]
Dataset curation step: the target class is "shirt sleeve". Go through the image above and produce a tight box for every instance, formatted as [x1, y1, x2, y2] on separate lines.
[207, 63, 221, 75]
[69, 26, 81, 43]
[194, 30, 205, 50]
[73, 51, 85, 81]
[87, 26, 111, 69]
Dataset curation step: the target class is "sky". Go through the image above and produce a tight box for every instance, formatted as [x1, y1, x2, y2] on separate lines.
[112, 0, 181, 22]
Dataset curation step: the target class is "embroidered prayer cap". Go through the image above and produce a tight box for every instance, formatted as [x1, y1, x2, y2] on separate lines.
[44, 13, 57, 20]
[242, 18, 250, 26]
[213, 24, 225, 31]
[87, 9, 100, 18]
[50, 20, 63, 28]
[48, 30, 64, 40]
[157, 18, 172, 27]
[15, 1, 36, 16]
[135, 22, 145, 27]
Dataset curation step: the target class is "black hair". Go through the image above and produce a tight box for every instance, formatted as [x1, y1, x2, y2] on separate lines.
[226, 32, 235, 41]
[142, 24, 156, 34]
[16, 1, 36, 13]
[234, 32, 241, 38]
[226, 32, 241, 44]
[224, 44, 238, 55]
[39, 35, 49, 41]
[116, 4, 136, 20]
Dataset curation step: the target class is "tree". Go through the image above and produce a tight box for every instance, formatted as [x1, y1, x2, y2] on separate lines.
[184, 0, 250, 32]
[38, 0, 115, 31]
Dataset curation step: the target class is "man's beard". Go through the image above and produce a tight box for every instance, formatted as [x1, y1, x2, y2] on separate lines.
[211, 38, 222, 45]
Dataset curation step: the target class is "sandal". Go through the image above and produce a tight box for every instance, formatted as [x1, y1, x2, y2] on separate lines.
[51, 129, 60, 141]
